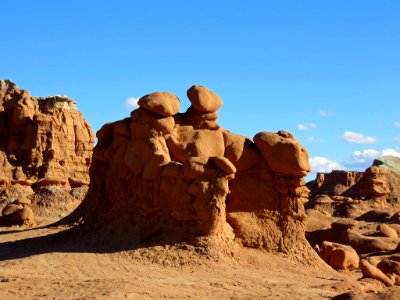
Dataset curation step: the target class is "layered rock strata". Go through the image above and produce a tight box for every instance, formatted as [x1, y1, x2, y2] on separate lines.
[0, 80, 95, 188]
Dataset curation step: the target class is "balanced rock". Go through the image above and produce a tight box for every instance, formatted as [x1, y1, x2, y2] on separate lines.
[138, 92, 180, 117]
[253, 130, 310, 177]
[187, 85, 223, 112]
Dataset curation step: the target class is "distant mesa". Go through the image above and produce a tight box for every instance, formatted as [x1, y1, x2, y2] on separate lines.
[67, 84, 317, 261]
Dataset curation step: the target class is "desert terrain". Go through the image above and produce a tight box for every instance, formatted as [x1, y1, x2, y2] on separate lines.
[1, 81, 400, 299]
[0, 223, 346, 300]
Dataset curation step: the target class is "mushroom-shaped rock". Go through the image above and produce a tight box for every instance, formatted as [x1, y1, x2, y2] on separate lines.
[253, 130, 310, 177]
[319, 241, 359, 271]
[359, 259, 394, 287]
[138, 92, 180, 117]
[187, 85, 223, 113]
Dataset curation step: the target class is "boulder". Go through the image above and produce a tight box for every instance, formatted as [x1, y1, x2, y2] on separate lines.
[186, 85, 223, 112]
[377, 258, 400, 277]
[253, 130, 310, 177]
[319, 241, 359, 271]
[138, 92, 180, 117]
[339, 229, 397, 254]
[2, 203, 23, 216]
[378, 224, 398, 239]
[359, 259, 394, 287]
[15, 197, 31, 206]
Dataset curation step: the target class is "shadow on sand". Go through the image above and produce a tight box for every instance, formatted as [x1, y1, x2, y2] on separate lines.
[0, 221, 192, 261]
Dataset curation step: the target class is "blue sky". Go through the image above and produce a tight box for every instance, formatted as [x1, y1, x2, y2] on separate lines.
[1, 0, 399, 178]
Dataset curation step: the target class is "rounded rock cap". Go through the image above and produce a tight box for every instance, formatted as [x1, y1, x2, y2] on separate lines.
[187, 85, 223, 113]
[138, 92, 180, 117]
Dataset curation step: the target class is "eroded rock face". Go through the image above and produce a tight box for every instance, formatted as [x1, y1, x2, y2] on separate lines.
[0, 80, 95, 188]
[73, 85, 313, 256]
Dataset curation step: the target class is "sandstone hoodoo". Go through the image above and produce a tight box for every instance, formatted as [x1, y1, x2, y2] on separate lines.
[0, 80, 95, 188]
[73, 85, 314, 257]
[0, 80, 95, 226]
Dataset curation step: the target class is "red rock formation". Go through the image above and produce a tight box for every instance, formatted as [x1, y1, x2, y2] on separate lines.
[72, 85, 314, 258]
[0, 80, 95, 188]
[307, 170, 364, 197]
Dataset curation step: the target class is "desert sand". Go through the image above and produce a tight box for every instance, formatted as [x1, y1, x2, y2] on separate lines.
[0, 222, 348, 300]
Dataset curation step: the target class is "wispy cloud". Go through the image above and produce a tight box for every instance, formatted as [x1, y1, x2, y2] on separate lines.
[306, 136, 322, 142]
[310, 156, 344, 173]
[395, 136, 400, 142]
[297, 123, 316, 131]
[125, 97, 140, 109]
[394, 121, 400, 127]
[319, 110, 334, 117]
[343, 131, 377, 144]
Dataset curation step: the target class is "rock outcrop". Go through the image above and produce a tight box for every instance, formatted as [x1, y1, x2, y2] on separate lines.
[71, 85, 314, 258]
[0, 80, 95, 188]
[305, 157, 400, 287]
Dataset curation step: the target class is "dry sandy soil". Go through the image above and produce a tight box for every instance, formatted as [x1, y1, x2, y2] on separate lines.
[0, 222, 356, 300]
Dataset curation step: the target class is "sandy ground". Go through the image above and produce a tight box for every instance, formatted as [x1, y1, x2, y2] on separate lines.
[0, 225, 351, 300]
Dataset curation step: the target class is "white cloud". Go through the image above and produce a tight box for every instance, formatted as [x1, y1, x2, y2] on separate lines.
[394, 121, 400, 127]
[309, 156, 345, 173]
[351, 149, 380, 163]
[297, 123, 316, 131]
[319, 110, 334, 117]
[351, 148, 400, 163]
[125, 97, 140, 109]
[343, 131, 377, 144]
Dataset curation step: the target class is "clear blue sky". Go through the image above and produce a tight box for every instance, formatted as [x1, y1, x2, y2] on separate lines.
[1, 0, 399, 177]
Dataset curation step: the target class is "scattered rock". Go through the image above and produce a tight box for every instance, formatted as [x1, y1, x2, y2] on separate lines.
[359, 259, 394, 287]
[378, 224, 398, 239]
[319, 241, 359, 271]
[186, 85, 223, 113]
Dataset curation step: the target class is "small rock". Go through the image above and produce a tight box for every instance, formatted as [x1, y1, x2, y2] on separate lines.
[359, 259, 394, 287]
[2, 203, 23, 216]
[378, 224, 398, 239]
